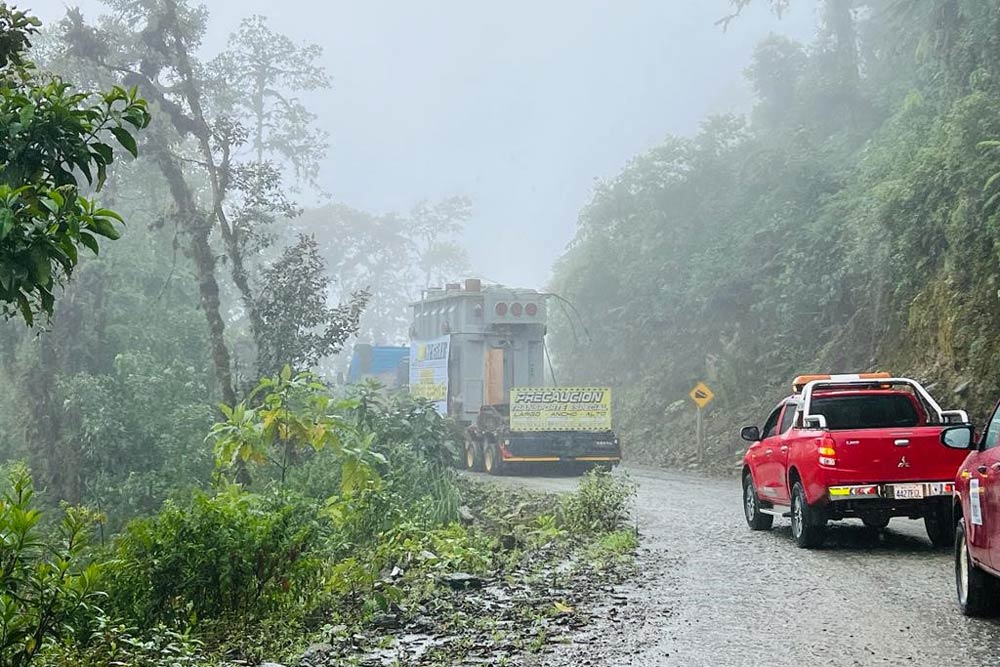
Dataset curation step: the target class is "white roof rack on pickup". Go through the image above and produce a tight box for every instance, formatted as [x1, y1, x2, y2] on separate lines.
[797, 377, 969, 429]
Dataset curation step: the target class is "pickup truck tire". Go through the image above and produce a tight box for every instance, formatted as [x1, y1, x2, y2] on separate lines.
[956, 519, 998, 617]
[791, 481, 826, 549]
[483, 441, 505, 476]
[925, 501, 955, 549]
[862, 516, 890, 530]
[742, 473, 773, 531]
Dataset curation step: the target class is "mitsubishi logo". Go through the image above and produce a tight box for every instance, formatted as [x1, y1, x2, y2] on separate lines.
[898, 456, 911, 468]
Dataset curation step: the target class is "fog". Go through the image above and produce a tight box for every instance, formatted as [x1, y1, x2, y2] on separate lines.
[31, 0, 818, 288]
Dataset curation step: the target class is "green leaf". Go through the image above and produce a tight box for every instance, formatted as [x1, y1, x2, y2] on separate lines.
[0, 209, 12, 241]
[58, 236, 78, 266]
[90, 218, 121, 240]
[29, 248, 50, 286]
[79, 232, 100, 256]
[16, 292, 32, 325]
[93, 208, 123, 223]
[109, 126, 138, 158]
[90, 142, 113, 164]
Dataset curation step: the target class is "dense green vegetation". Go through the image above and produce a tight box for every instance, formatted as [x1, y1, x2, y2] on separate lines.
[0, 3, 637, 665]
[550, 0, 1000, 465]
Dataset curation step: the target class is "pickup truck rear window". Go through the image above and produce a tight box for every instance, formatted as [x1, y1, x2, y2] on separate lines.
[810, 394, 920, 430]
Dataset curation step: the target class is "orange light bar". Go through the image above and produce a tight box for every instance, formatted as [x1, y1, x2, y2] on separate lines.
[792, 372, 891, 393]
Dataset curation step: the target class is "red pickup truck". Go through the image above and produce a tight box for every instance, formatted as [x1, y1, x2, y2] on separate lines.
[741, 374, 970, 548]
[940, 405, 1000, 615]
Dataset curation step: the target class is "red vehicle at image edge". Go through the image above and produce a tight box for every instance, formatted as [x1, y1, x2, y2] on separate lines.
[940, 406, 1000, 616]
[741, 373, 970, 549]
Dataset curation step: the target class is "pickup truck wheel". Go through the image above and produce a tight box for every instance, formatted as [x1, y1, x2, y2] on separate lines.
[483, 441, 505, 476]
[862, 516, 890, 530]
[956, 519, 998, 616]
[791, 481, 826, 549]
[925, 501, 955, 549]
[742, 473, 773, 531]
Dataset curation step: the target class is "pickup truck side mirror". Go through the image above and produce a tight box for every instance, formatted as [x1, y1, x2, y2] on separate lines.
[941, 424, 975, 450]
[740, 426, 761, 442]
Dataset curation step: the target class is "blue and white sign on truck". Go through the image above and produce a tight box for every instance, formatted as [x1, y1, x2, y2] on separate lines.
[409, 336, 449, 415]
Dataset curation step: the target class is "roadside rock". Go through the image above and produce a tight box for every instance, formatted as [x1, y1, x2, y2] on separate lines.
[441, 572, 485, 590]
[458, 505, 476, 525]
[299, 643, 334, 666]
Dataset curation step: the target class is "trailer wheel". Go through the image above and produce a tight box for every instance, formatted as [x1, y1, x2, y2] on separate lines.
[483, 441, 505, 476]
[464, 438, 483, 472]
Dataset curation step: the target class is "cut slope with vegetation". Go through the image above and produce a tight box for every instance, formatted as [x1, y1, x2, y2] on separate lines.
[550, 0, 1000, 467]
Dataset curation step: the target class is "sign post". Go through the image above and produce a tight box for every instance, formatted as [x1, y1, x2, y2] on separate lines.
[688, 381, 715, 463]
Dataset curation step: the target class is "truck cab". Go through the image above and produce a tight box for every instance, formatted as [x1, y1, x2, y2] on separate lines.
[741, 373, 969, 548]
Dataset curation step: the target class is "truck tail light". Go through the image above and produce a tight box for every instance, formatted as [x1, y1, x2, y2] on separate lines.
[495, 302, 508, 316]
[818, 434, 837, 467]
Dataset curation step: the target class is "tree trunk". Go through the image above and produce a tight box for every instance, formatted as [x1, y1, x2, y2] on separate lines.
[154, 150, 237, 407]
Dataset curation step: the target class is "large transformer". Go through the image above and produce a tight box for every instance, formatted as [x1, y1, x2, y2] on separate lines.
[410, 279, 620, 475]
[410, 279, 547, 422]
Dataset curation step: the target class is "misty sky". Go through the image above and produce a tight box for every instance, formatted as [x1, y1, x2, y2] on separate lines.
[30, 0, 819, 289]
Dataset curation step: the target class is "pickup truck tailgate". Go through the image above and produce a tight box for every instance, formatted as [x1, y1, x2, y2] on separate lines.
[828, 427, 967, 483]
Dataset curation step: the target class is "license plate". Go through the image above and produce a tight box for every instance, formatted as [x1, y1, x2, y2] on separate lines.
[894, 484, 924, 500]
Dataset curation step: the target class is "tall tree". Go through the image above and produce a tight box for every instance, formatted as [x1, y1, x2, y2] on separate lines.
[59, 1, 342, 398]
[409, 196, 472, 288]
[256, 235, 368, 377]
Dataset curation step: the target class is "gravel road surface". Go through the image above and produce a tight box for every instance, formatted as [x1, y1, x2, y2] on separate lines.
[489, 466, 1000, 667]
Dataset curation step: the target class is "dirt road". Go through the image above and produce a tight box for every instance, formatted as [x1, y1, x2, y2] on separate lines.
[490, 466, 1000, 667]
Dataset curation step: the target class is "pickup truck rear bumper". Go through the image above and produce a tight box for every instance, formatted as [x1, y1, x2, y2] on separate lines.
[827, 481, 956, 500]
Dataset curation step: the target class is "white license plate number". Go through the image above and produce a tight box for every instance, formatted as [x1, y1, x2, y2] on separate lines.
[894, 484, 924, 500]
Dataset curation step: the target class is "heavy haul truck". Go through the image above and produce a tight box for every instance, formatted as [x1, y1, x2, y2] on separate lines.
[409, 279, 621, 475]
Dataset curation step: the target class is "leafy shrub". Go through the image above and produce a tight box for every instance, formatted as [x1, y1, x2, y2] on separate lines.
[102, 485, 325, 627]
[559, 470, 636, 534]
[38, 619, 206, 667]
[0, 466, 103, 667]
[349, 381, 459, 467]
[210, 367, 380, 488]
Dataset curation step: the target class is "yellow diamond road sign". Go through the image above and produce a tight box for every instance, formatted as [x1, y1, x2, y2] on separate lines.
[689, 382, 715, 409]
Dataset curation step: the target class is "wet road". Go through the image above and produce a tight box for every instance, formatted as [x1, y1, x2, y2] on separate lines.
[499, 466, 1000, 667]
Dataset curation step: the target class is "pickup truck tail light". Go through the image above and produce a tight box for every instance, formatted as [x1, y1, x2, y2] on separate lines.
[818, 434, 837, 467]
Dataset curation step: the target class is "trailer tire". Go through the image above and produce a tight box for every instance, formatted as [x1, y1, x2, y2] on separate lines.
[483, 441, 505, 476]
[464, 438, 483, 472]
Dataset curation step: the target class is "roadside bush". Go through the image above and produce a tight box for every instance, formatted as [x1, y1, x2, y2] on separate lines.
[38, 620, 206, 667]
[102, 485, 326, 627]
[559, 470, 636, 534]
[0, 466, 104, 667]
[350, 381, 459, 467]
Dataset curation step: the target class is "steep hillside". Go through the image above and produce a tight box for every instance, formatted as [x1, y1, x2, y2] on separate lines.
[549, 1, 1000, 469]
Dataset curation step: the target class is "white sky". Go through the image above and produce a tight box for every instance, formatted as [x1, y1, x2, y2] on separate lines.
[28, 0, 819, 289]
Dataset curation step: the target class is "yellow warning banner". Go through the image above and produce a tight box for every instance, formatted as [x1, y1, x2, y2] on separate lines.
[509, 387, 612, 432]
